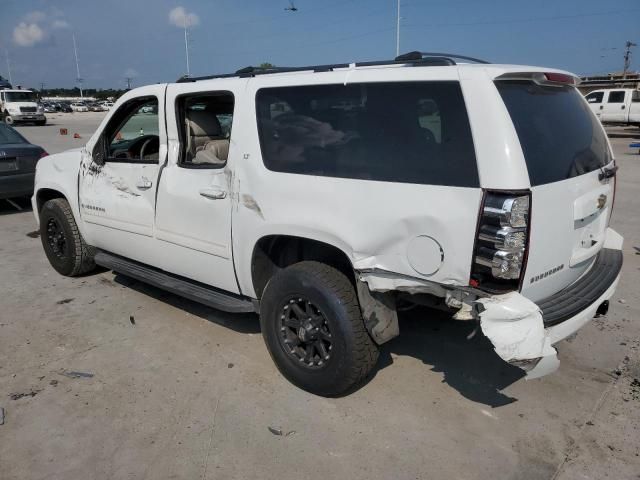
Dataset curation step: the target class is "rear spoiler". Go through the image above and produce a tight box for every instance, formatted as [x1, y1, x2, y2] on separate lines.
[495, 72, 580, 87]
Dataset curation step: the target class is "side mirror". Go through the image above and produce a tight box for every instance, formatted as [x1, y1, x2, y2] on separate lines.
[92, 137, 106, 166]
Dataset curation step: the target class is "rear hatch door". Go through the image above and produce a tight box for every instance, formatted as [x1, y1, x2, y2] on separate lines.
[495, 77, 615, 302]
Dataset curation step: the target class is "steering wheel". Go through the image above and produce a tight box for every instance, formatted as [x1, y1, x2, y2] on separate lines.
[121, 134, 159, 160]
[139, 137, 154, 160]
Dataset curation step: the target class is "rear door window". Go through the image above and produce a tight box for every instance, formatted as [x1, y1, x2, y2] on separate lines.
[496, 81, 611, 186]
[255, 82, 479, 187]
[607, 91, 626, 103]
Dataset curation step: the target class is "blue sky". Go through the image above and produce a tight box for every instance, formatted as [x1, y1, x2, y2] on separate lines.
[0, 0, 638, 89]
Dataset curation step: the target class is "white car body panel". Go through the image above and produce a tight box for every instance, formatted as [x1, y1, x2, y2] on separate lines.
[31, 62, 624, 380]
[78, 85, 167, 267]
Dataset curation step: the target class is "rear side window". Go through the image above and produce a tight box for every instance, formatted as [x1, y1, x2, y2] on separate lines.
[607, 91, 625, 103]
[496, 82, 610, 186]
[255, 82, 479, 187]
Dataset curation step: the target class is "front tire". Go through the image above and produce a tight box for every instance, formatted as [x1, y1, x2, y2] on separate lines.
[39, 198, 95, 276]
[4, 112, 15, 125]
[260, 261, 379, 396]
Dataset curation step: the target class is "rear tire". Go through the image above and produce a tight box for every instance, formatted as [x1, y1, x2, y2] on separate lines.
[260, 261, 379, 396]
[39, 198, 95, 276]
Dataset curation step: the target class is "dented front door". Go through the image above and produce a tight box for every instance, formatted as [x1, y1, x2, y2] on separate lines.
[79, 86, 167, 262]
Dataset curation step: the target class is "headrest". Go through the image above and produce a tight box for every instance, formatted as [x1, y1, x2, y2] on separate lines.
[188, 110, 222, 137]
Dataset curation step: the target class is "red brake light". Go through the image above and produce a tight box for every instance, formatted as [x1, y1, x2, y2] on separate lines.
[39, 151, 48, 159]
[543, 72, 576, 85]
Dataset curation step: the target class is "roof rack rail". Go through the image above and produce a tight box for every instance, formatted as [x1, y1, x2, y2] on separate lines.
[176, 51, 490, 83]
[395, 51, 490, 64]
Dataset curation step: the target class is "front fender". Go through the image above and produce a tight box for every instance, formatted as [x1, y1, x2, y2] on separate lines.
[32, 149, 83, 229]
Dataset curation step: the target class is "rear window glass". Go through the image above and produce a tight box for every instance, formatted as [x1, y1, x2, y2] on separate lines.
[255, 82, 479, 187]
[0, 123, 27, 144]
[496, 82, 610, 186]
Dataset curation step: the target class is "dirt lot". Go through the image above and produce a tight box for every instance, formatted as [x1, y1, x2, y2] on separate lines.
[1, 116, 639, 479]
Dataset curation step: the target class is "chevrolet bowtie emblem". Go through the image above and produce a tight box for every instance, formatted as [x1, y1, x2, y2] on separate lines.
[597, 194, 607, 210]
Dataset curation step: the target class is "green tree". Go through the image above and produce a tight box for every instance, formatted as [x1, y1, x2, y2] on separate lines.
[259, 62, 276, 69]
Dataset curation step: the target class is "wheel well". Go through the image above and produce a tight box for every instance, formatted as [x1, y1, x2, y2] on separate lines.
[36, 189, 66, 213]
[251, 235, 354, 299]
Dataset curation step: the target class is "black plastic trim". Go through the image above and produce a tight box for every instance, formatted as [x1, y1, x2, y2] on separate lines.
[538, 248, 623, 326]
[94, 250, 257, 313]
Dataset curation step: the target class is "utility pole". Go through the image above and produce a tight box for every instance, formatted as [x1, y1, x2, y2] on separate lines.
[125, 77, 132, 90]
[4, 49, 13, 85]
[72, 33, 83, 98]
[623, 41, 637, 78]
[395, 0, 401, 58]
[184, 19, 191, 78]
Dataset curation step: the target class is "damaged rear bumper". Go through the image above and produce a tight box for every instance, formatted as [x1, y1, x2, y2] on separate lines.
[477, 230, 623, 379]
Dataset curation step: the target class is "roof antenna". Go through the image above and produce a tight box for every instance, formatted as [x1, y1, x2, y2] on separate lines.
[285, 1, 298, 12]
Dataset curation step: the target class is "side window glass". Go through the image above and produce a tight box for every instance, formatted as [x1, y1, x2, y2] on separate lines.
[586, 92, 603, 104]
[607, 91, 625, 103]
[178, 92, 235, 168]
[102, 98, 160, 162]
[632, 91, 640, 102]
[255, 82, 479, 187]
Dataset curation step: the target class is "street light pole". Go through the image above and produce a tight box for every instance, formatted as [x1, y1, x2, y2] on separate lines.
[184, 20, 191, 77]
[72, 34, 83, 98]
[4, 49, 13, 85]
[395, 0, 401, 57]
[623, 41, 637, 78]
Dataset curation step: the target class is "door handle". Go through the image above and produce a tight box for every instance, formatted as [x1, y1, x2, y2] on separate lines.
[621, 105, 626, 109]
[136, 179, 153, 190]
[599, 105, 603, 110]
[199, 188, 227, 200]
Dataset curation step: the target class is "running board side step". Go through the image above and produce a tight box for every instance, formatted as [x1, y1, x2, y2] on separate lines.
[94, 251, 258, 313]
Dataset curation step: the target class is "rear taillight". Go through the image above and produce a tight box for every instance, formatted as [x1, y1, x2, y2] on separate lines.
[471, 192, 531, 291]
[39, 151, 48, 159]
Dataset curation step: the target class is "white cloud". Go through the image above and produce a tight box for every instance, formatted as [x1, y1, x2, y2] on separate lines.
[52, 19, 70, 29]
[25, 11, 47, 23]
[169, 6, 199, 28]
[13, 22, 45, 47]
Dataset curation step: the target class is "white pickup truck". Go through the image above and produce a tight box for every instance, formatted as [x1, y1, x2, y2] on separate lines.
[585, 88, 640, 126]
[0, 89, 46, 125]
[31, 53, 623, 396]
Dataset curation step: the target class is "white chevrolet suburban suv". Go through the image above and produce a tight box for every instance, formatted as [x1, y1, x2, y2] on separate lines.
[32, 52, 623, 396]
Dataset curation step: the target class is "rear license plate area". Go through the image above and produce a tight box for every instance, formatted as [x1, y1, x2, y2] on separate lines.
[0, 158, 18, 172]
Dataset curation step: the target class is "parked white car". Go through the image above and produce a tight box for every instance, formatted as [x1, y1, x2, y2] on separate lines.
[585, 88, 640, 126]
[70, 102, 89, 112]
[99, 101, 115, 110]
[31, 53, 623, 396]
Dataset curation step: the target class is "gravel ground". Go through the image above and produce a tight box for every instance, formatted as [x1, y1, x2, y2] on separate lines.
[0, 116, 638, 480]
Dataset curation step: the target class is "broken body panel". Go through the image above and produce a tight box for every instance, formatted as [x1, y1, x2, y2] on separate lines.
[32, 63, 623, 379]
